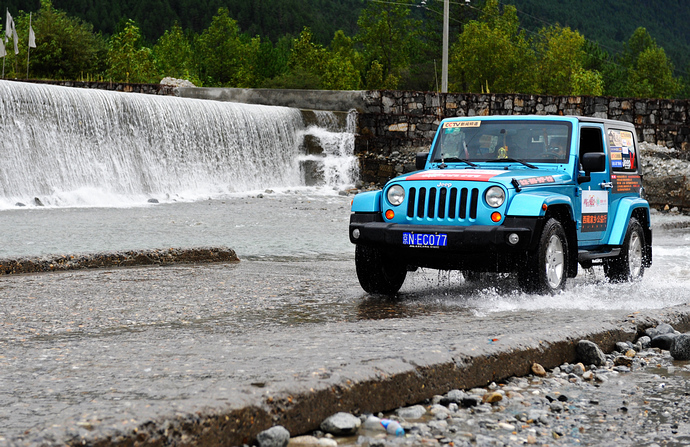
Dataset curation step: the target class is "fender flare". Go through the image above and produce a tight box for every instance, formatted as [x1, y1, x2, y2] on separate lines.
[506, 192, 575, 217]
[351, 190, 382, 213]
[607, 198, 651, 246]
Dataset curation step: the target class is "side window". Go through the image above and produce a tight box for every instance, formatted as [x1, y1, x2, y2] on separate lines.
[579, 127, 605, 158]
[607, 128, 637, 172]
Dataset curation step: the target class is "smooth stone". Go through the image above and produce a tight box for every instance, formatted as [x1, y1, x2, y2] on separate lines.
[320, 412, 361, 435]
[288, 436, 337, 447]
[637, 335, 652, 349]
[670, 334, 690, 360]
[531, 363, 547, 377]
[651, 333, 678, 350]
[441, 389, 467, 405]
[577, 340, 606, 366]
[396, 404, 427, 420]
[257, 426, 291, 447]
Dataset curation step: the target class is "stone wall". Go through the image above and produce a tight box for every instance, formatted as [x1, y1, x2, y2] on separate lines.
[356, 91, 690, 185]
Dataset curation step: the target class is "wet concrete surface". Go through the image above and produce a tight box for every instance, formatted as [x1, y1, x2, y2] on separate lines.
[2, 258, 690, 446]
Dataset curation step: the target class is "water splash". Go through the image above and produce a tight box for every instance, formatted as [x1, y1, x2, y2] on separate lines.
[0, 81, 358, 208]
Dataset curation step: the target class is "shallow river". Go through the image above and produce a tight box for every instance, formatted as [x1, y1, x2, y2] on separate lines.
[3, 190, 690, 314]
[2, 191, 690, 445]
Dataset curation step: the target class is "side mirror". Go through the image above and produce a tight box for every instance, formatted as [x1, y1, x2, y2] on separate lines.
[416, 152, 429, 170]
[578, 152, 606, 183]
[581, 152, 606, 173]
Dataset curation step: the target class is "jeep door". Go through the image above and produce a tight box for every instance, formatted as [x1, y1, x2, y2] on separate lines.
[605, 125, 644, 226]
[577, 124, 610, 245]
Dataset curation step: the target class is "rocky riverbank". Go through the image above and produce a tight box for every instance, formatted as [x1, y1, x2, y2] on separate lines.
[256, 323, 690, 447]
[0, 246, 239, 275]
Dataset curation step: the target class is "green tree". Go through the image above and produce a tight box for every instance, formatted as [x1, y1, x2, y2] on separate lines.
[106, 19, 157, 83]
[621, 28, 680, 98]
[153, 22, 195, 82]
[355, 0, 420, 89]
[449, 0, 536, 93]
[8, 0, 106, 80]
[627, 46, 680, 98]
[195, 7, 255, 87]
[535, 25, 603, 96]
[274, 27, 360, 90]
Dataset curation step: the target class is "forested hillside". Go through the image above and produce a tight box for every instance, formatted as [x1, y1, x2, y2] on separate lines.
[1, 0, 689, 99]
[508, 0, 690, 74]
[1, 0, 363, 45]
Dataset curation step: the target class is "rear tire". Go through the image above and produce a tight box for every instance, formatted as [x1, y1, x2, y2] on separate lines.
[604, 218, 645, 283]
[355, 244, 407, 295]
[518, 218, 568, 294]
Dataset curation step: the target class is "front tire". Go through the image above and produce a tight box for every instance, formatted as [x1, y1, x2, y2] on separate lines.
[355, 244, 407, 295]
[518, 218, 568, 294]
[604, 217, 645, 283]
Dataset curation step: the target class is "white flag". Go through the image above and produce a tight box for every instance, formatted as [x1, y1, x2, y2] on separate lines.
[5, 10, 13, 41]
[12, 24, 17, 54]
[29, 25, 35, 48]
[0, 38, 5, 58]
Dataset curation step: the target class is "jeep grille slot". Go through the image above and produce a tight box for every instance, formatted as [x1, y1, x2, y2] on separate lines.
[417, 187, 426, 218]
[406, 186, 480, 222]
[459, 188, 468, 219]
[470, 188, 479, 219]
[407, 188, 417, 217]
[448, 188, 457, 218]
[438, 188, 447, 219]
[428, 187, 437, 218]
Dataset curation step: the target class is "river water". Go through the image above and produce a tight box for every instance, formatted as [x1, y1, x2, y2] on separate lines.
[3, 191, 690, 316]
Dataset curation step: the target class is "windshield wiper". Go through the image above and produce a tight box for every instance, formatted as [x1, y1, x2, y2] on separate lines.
[486, 158, 538, 169]
[432, 157, 478, 168]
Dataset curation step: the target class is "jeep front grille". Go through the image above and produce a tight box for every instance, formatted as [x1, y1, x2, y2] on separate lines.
[406, 186, 479, 221]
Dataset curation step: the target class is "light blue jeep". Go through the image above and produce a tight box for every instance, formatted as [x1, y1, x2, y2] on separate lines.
[349, 115, 652, 295]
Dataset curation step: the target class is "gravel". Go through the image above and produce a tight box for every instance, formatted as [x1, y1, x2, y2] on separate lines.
[271, 323, 690, 447]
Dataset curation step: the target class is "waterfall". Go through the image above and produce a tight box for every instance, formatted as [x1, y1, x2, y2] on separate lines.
[298, 110, 359, 187]
[0, 81, 357, 208]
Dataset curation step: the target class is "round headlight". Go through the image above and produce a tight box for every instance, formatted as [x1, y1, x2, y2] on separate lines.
[387, 185, 405, 206]
[485, 186, 505, 208]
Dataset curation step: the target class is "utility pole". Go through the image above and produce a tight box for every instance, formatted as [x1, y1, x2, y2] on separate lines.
[441, 0, 449, 93]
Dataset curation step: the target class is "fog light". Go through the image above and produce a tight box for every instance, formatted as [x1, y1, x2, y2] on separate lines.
[385, 209, 395, 220]
[491, 212, 502, 222]
[352, 229, 360, 239]
[508, 233, 520, 245]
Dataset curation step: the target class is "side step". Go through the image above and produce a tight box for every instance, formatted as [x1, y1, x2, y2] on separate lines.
[578, 248, 621, 263]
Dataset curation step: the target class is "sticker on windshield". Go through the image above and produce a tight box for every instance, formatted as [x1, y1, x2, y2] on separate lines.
[443, 121, 481, 129]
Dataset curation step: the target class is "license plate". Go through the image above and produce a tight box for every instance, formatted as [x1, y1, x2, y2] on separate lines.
[403, 232, 447, 247]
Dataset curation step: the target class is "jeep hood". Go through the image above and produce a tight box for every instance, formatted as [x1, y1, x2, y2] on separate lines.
[396, 168, 572, 187]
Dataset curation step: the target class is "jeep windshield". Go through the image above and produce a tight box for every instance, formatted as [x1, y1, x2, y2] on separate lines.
[431, 120, 572, 165]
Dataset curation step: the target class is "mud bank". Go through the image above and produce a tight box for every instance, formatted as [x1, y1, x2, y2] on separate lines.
[0, 246, 239, 275]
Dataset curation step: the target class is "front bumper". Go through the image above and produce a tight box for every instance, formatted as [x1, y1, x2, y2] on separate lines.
[349, 214, 544, 271]
[349, 214, 541, 252]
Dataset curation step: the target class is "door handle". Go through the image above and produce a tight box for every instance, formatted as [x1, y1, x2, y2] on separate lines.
[599, 182, 613, 189]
